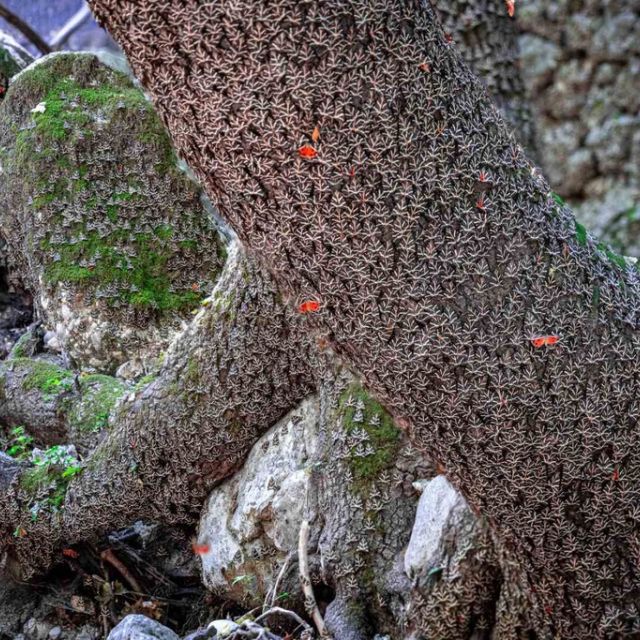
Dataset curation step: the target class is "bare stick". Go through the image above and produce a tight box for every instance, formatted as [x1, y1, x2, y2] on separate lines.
[298, 480, 331, 639]
[100, 548, 142, 593]
[0, 3, 51, 54]
[50, 4, 92, 50]
[266, 551, 293, 610]
[254, 607, 314, 635]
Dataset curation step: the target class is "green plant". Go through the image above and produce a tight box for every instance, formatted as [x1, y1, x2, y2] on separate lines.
[21, 445, 83, 512]
[5, 426, 34, 460]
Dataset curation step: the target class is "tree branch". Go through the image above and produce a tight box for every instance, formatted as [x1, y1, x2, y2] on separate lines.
[0, 3, 51, 55]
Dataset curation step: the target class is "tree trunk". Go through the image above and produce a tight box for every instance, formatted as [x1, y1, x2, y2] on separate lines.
[86, 0, 640, 636]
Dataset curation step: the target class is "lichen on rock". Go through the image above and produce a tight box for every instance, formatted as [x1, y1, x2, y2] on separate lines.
[0, 52, 225, 372]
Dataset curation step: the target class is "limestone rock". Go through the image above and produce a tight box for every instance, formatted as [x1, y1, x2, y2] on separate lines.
[107, 615, 179, 640]
[197, 376, 501, 639]
[198, 397, 320, 601]
[404, 475, 474, 585]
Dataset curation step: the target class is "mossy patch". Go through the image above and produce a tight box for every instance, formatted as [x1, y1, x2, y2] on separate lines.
[8, 332, 33, 359]
[596, 242, 627, 270]
[20, 445, 82, 511]
[134, 373, 157, 392]
[12, 358, 74, 398]
[574, 220, 588, 247]
[69, 374, 126, 432]
[337, 383, 401, 495]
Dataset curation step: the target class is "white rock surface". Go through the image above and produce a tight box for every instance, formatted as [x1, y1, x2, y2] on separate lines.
[404, 475, 470, 580]
[198, 396, 320, 595]
[107, 615, 179, 640]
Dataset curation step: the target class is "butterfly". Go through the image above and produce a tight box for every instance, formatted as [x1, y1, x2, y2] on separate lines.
[298, 145, 317, 159]
[506, 0, 515, 17]
[531, 335, 559, 348]
[192, 543, 211, 555]
[299, 300, 320, 314]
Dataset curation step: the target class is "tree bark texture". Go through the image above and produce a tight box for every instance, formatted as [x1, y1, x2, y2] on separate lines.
[86, 0, 640, 636]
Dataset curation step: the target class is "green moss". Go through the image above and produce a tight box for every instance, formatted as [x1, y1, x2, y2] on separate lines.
[134, 373, 157, 391]
[185, 357, 199, 384]
[19, 445, 83, 511]
[8, 332, 32, 359]
[14, 358, 73, 397]
[20, 464, 52, 494]
[596, 242, 628, 270]
[43, 229, 204, 312]
[337, 383, 401, 494]
[574, 220, 588, 247]
[3, 53, 224, 323]
[69, 374, 126, 432]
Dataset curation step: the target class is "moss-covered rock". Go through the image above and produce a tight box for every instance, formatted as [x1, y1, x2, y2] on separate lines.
[0, 53, 225, 372]
[68, 373, 126, 433]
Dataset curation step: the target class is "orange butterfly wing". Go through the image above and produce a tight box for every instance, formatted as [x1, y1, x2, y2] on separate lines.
[298, 145, 317, 159]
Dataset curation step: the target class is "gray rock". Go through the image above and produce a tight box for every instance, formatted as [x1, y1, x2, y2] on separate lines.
[519, 35, 560, 92]
[107, 615, 179, 640]
[73, 626, 100, 640]
[517, 0, 640, 255]
[404, 475, 471, 582]
[208, 620, 239, 637]
[198, 397, 319, 599]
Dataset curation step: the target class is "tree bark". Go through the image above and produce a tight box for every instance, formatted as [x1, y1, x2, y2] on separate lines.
[86, 0, 640, 636]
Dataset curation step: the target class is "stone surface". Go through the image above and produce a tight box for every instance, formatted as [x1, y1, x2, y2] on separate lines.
[518, 1, 640, 255]
[197, 375, 500, 639]
[107, 615, 180, 640]
[404, 475, 473, 584]
[198, 396, 319, 597]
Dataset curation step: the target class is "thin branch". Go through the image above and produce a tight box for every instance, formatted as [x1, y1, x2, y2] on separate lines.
[298, 478, 331, 639]
[50, 4, 92, 50]
[265, 551, 293, 610]
[100, 548, 142, 593]
[0, 3, 51, 54]
[253, 607, 313, 636]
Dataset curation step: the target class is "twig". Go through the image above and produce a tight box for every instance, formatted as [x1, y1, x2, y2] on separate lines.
[265, 552, 293, 610]
[100, 547, 142, 593]
[50, 4, 92, 50]
[254, 606, 313, 636]
[0, 3, 51, 54]
[298, 479, 332, 639]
